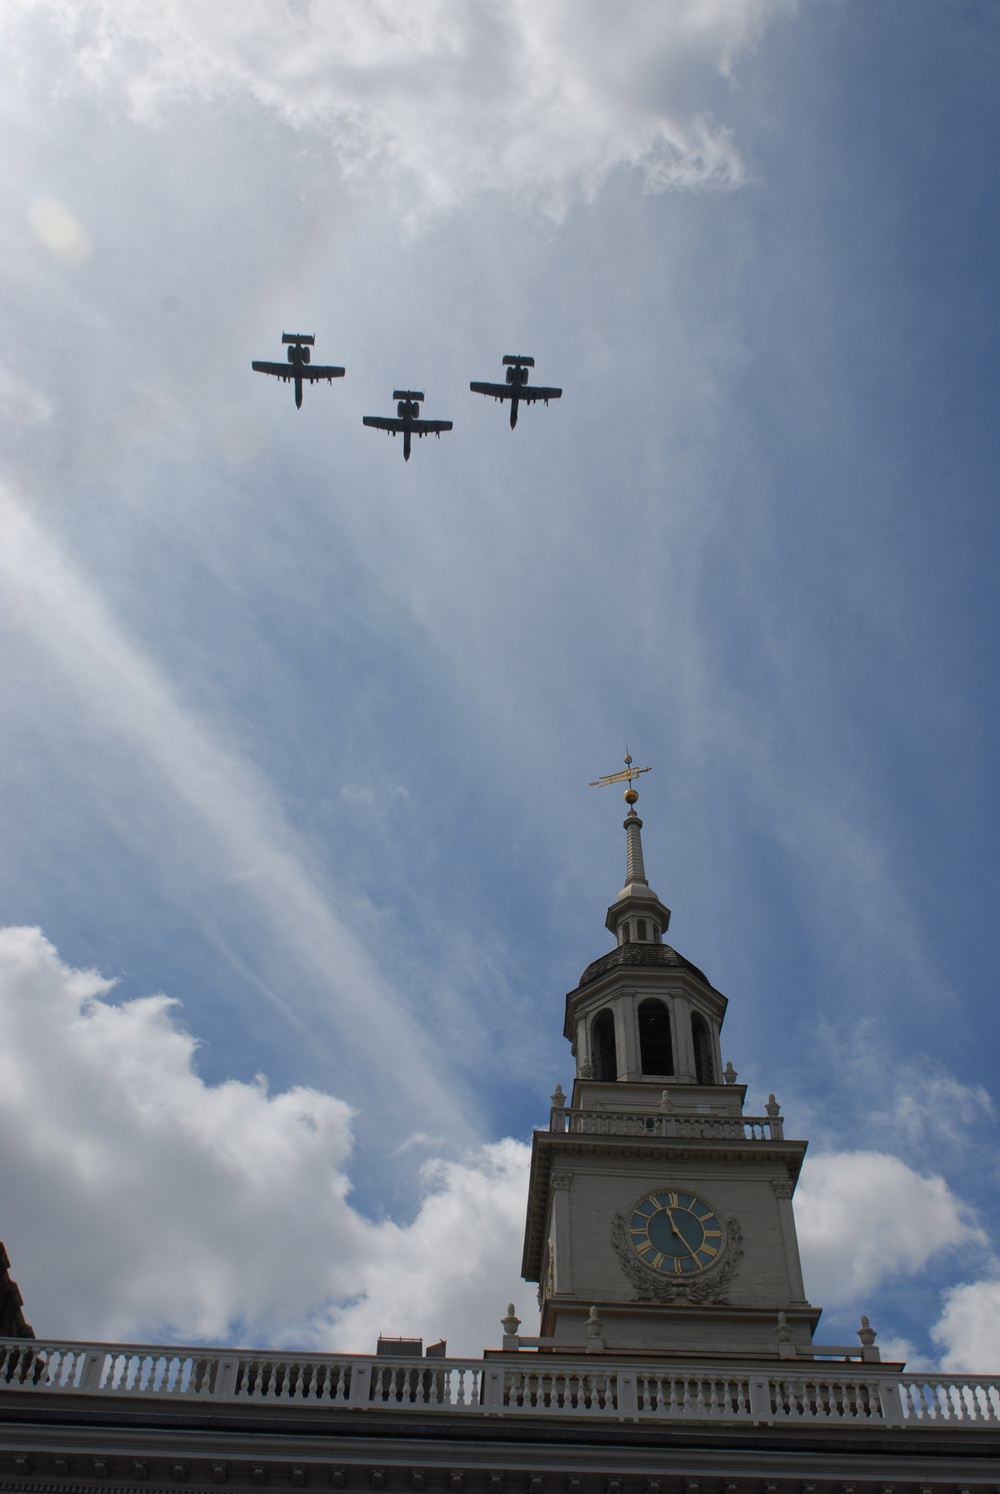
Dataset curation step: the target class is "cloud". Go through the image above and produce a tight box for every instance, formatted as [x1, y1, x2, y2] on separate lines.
[4, 0, 796, 214]
[795, 1150, 986, 1307]
[328, 1139, 530, 1354]
[0, 926, 531, 1354]
[885, 1070, 996, 1150]
[0, 364, 52, 425]
[932, 1277, 1000, 1372]
[28, 197, 93, 265]
[807, 1023, 998, 1158]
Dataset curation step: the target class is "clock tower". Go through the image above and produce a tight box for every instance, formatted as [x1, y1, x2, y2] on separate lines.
[521, 772, 821, 1356]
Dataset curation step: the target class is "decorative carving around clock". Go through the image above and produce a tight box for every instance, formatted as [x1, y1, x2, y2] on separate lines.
[611, 1189, 743, 1304]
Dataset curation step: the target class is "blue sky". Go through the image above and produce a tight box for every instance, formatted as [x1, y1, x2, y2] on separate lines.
[2, 0, 1000, 1365]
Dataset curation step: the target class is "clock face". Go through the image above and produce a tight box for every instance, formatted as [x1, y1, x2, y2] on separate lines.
[627, 1190, 724, 1275]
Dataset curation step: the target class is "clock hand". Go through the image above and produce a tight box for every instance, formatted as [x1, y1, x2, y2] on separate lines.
[663, 1206, 684, 1240]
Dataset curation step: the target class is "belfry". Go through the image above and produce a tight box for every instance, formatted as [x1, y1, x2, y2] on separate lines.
[521, 769, 818, 1358]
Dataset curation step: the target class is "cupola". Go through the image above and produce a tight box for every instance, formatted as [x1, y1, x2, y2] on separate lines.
[564, 760, 727, 1088]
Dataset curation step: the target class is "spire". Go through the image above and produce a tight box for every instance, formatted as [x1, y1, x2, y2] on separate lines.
[590, 752, 671, 942]
[624, 806, 647, 886]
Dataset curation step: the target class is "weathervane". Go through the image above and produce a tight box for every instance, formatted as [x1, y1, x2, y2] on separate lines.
[589, 750, 651, 806]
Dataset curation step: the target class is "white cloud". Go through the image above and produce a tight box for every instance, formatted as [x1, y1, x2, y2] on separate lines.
[28, 197, 93, 265]
[4, 0, 795, 214]
[828, 1021, 998, 1153]
[0, 364, 52, 425]
[932, 1278, 1000, 1373]
[328, 1139, 530, 1355]
[795, 1150, 986, 1307]
[887, 1070, 996, 1149]
[0, 926, 531, 1354]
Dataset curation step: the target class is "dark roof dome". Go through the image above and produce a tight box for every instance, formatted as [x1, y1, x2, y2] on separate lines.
[577, 942, 714, 992]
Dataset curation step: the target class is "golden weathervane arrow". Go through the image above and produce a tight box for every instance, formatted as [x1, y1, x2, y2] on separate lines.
[589, 752, 651, 805]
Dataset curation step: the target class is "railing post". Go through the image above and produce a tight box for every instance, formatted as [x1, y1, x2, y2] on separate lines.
[878, 1377, 904, 1427]
[483, 1368, 505, 1414]
[748, 1376, 772, 1425]
[215, 1358, 238, 1398]
[348, 1364, 372, 1409]
[81, 1351, 106, 1392]
[617, 1372, 637, 1420]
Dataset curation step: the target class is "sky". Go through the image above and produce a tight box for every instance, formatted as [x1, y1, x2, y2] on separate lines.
[2, 0, 1000, 1369]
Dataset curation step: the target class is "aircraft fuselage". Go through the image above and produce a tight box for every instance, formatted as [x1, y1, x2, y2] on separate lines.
[287, 344, 309, 409]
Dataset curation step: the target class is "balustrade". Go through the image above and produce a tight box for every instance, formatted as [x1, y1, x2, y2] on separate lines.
[633, 1371, 751, 1418]
[897, 1375, 1000, 1424]
[3, 1337, 999, 1427]
[548, 1108, 783, 1141]
[769, 1373, 884, 1421]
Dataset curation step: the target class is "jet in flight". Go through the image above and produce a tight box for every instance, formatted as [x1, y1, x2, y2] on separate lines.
[252, 333, 345, 409]
[470, 354, 562, 429]
[363, 391, 453, 462]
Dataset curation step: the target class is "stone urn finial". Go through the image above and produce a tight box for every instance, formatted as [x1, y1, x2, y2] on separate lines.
[585, 1306, 605, 1352]
[773, 1311, 792, 1345]
[857, 1314, 877, 1347]
[723, 1061, 738, 1085]
[550, 1084, 566, 1108]
[501, 1304, 521, 1337]
[765, 1093, 781, 1118]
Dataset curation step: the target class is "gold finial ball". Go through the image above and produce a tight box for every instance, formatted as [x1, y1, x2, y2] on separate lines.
[624, 788, 639, 805]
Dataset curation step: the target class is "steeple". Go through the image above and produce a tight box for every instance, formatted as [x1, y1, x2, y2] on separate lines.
[519, 765, 817, 1357]
[589, 755, 672, 947]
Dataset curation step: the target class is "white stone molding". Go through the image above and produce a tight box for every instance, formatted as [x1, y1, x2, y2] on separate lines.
[710, 1022, 724, 1087]
[671, 995, 697, 1083]
[550, 1179, 573, 1294]
[771, 1175, 807, 1301]
[618, 990, 639, 1079]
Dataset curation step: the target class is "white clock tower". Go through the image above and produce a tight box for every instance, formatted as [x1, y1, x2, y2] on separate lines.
[521, 767, 821, 1357]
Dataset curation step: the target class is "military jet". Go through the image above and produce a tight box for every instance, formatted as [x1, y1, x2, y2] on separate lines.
[470, 354, 562, 429]
[362, 390, 453, 462]
[252, 333, 345, 409]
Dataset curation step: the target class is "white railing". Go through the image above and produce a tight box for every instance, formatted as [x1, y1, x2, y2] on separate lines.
[895, 1374, 1000, 1423]
[2, 1339, 998, 1427]
[549, 1108, 784, 1141]
[0, 1340, 484, 1411]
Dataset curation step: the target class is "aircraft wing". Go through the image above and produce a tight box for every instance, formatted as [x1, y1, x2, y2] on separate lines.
[363, 416, 404, 432]
[470, 381, 511, 399]
[252, 361, 293, 379]
[412, 420, 453, 435]
[519, 385, 562, 402]
[302, 365, 346, 381]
